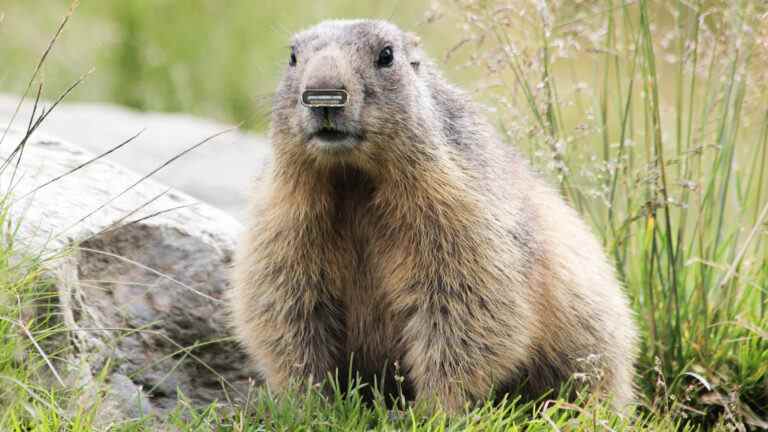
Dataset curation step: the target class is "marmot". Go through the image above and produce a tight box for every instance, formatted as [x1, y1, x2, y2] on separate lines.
[232, 19, 637, 413]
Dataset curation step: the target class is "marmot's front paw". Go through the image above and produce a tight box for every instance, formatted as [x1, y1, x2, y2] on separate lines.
[415, 385, 470, 416]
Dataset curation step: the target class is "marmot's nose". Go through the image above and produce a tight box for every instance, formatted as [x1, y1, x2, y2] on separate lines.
[303, 53, 345, 89]
[301, 52, 350, 109]
[302, 77, 348, 124]
[301, 88, 348, 109]
[302, 88, 347, 125]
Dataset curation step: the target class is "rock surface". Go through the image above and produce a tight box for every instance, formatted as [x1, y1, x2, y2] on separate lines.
[0, 93, 270, 218]
[0, 126, 261, 424]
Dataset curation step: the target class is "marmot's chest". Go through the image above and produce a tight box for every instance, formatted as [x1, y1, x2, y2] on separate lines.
[334, 209, 404, 369]
[340, 261, 413, 397]
[343, 276, 399, 361]
[327, 169, 408, 368]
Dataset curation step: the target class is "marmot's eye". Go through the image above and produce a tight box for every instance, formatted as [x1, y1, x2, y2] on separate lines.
[289, 46, 297, 67]
[377, 46, 394, 68]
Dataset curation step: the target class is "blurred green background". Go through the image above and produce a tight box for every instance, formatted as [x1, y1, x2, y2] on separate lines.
[0, 0, 468, 128]
[0, 1, 733, 131]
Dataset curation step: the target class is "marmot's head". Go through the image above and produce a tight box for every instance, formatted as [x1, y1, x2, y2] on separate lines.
[271, 20, 435, 172]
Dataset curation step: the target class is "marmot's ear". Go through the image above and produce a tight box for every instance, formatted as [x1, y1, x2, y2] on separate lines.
[405, 32, 422, 72]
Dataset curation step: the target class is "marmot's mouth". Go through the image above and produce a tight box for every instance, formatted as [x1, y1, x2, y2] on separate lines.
[314, 127, 350, 142]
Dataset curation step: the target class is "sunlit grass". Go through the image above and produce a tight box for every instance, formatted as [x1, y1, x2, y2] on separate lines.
[447, 0, 768, 427]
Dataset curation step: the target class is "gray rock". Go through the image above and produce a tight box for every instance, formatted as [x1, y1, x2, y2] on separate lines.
[0, 93, 270, 218]
[0, 126, 261, 425]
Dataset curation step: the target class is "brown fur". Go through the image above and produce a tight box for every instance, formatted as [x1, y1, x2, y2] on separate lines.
[232, 19, 637, 413]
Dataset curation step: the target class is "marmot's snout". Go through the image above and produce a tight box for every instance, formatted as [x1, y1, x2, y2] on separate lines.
[300, 48, 362, 154]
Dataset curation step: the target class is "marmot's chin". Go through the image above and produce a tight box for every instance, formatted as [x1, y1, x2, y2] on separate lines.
[310, 132, 358, 155]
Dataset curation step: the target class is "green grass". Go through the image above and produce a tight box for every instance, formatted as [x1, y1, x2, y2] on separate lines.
[454, 0, 768, 427]
[1, 0, 767, 430]
[0, 202, 91, 430]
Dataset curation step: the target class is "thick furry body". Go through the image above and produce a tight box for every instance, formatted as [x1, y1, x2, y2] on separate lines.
[232, 20, 636, 412]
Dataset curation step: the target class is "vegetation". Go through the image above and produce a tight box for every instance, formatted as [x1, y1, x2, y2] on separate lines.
[1, 0, 767, 430]
[449, 0, 768, 418]
[0, 0, 432, 129]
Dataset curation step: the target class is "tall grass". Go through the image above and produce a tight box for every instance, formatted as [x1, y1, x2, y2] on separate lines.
[443, 0, 768, 426]
[0, 204, 92, 430]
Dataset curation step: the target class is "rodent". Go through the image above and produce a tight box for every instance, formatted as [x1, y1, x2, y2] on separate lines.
[232, 19, 637, 413]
